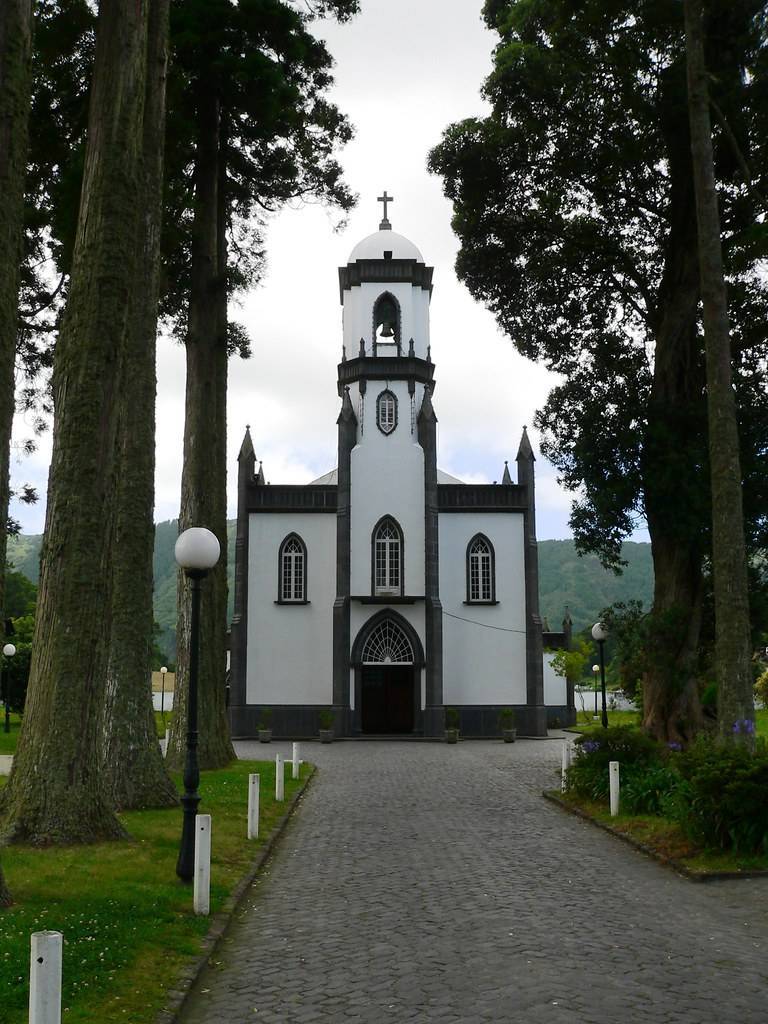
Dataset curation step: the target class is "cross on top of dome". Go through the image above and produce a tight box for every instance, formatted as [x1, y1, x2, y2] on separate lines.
[377, 190, 393, 230]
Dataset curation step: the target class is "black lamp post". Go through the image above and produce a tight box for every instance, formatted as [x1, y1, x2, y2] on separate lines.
[591, 664, 600, 719]
[2, 643, 16, 733]
[160, 665, 168, 718]
[591, 622, 609, 729]
[174, 526, 221, 883]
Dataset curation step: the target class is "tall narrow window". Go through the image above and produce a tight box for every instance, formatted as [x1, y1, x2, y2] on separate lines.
[467, 535, 495, 603]
[376, 389, 397, 435]
[279, 534, 306, 602]
[373, 517, 402, 595]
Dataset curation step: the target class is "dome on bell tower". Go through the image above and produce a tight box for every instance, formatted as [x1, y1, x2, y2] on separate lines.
[348, 229, 424, 264]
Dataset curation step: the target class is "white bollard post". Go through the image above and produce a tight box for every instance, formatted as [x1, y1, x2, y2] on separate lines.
[29, 930, 62, 1024]
[247, 773, 260, 840]
[609, 760, 620, 817]
[561, 741, 571, 792]
[275, 753, 284, 801]
[193, 814, 211, 916]
[292, 741, 300, 780]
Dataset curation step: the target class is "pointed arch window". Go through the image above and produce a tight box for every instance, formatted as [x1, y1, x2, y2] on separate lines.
[467, 534, 496, 603]
[279, 534, 307, 602]
[372, 516, 403, 596]
[376, 389, 397, 435]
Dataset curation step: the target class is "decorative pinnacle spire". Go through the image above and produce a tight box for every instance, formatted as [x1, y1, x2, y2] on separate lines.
[238, 424, 255, 462]
[377, 190, 393, 230]
[501, 460, 513, 485]
[516, 424, 535, 461]
[337, 385, 357, 424]
[256, 460, 265, 485]
[417, 383, 437, 423]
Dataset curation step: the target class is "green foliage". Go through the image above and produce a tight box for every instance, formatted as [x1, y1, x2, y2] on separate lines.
[673, 739, 768, 854]
[160, 0, 358, 343]
[567, 726, 662, 801]
[755, 669, 768, 708]
[498, 707, 515, 727]
[318, 709, 334, 730]
[538, 541, 652, 631]
[445, 707, 460, 730]
[620, 763, 680, 817]
[257, 708, 273, 730]
[3, 567, 36, 618]
[429, 1, 768, 569]
[548, 636, 592, 685]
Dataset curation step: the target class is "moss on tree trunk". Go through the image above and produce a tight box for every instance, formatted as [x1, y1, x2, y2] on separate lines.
[167, 82, 234, 771]
[101, 0, 178, 809]
[1, 0, 156, 844]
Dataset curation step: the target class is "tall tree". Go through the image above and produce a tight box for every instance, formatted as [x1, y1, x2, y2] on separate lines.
[429, 0, 768, 742]
[684, 0, 754, 739]
[0, 0, 33, 900]
[1, 0, 164, 843]
[1, 0, 34, 663]
[165, 0, 357, 768]
[101, 0, 178, 808]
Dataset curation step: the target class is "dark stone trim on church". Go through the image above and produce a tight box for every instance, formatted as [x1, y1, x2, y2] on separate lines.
[337, 355, 435, 394]
[338, 258, 433, 300]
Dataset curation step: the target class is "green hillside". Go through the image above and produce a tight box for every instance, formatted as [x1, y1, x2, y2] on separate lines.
[8, 527, 654, 658]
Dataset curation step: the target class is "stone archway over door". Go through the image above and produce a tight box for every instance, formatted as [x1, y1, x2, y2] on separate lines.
[353, 613, 424, 735]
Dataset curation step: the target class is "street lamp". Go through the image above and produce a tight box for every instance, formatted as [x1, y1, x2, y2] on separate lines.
[591, 622, 609, 729]
[160, 665, 168, 718]
[592, 664, 600, 719]
[2, 643, 16, 734]
[174, 527, 221, 883]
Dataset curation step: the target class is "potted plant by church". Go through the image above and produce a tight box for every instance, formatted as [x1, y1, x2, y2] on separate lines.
[318, 709, 334, 743]
[257, 709, 272, 744]
[445, 707, 460, 744]
[499, 708, 516, 743]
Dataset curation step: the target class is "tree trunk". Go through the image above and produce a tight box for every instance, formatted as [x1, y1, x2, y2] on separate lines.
[101, 0, 178, 809]
[167, 83, 234, 770]
[684, 0, 754, 741]
[0, 0, 33, 686]
[0, 859, 10, 908]
[1, 0, 151, 844]
[640, 54, 707, 744]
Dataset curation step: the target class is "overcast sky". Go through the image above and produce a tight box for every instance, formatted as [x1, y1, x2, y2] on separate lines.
[10, 0, 637, 543]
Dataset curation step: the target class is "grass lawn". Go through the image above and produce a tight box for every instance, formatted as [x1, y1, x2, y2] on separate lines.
[0, 755, 310, 1023]
[553, 791, 768, 876]
[570, 706, 768, 737]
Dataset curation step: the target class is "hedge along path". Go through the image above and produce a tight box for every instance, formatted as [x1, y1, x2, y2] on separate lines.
[0, 759, 313, 1024]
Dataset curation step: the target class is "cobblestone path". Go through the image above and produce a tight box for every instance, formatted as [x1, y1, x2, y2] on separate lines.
[177, 739, 768, 1024]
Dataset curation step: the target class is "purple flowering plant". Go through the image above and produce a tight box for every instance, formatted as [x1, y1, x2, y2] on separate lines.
[732, 719, 755, 736]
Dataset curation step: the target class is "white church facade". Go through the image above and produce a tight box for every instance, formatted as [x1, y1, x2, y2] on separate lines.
[229, 203, 573, 738]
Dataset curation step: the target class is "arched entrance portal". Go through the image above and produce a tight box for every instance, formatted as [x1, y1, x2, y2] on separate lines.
[352, 612, 424, 734]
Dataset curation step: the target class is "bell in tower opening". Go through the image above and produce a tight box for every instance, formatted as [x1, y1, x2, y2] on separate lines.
[373, 292, 400, 352]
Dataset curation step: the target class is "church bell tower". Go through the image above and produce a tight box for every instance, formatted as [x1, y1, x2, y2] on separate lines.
[332, 195, 443, 736]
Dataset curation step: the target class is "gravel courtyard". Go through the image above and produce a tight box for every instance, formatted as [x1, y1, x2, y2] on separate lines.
[178, 738, 768, 1024]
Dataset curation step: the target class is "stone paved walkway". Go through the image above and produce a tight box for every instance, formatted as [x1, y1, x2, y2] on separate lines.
[178, 739, 768, 1024]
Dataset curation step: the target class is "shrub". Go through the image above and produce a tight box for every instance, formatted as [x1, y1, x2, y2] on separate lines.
[445, 707, 460, 730]
[620, 762, 681, 816]
[318, 709, 334, 730]
[672, 739, 768, 854]
[257, 708, 272, 730]
[567, 726, 661, 801]
[499, 708, 515, 728]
